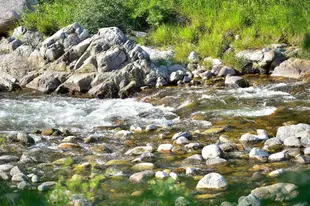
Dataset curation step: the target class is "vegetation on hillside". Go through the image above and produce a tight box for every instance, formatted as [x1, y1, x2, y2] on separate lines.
[17, 0, 310, 62]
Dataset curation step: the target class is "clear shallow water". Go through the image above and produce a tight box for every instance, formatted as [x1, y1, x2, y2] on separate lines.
[1, 78, 310, 205]
[1, 80, 310, 134]
[0, 95, 177, 132]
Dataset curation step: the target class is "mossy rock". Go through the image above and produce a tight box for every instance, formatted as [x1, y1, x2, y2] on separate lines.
[105, 159, 131, 166]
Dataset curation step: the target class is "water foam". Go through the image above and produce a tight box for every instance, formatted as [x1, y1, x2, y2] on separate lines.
[0, 96, 177, 132]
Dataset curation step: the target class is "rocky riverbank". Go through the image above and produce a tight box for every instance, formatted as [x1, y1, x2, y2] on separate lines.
[1, 23, 310, 99]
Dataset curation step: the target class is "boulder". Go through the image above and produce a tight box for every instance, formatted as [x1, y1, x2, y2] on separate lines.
[225, 76, 249, 88]
[205, 157, 228, 167]
[56, 72, 96, 94]
[196, 172, 228, 190]
[188, 51, 199, 63]
[276, 124, 310, 142]
[237, 194, 261, 206]
[202, 144, 222, 159]
[249, 148, 269, 162]
[38, 181, 57, 192]
[26, 71, 68, 93]
[129, 170, 154, 183]
[251, 183, 298, 202]
[0, 45, 36, 80]
[272, 58, 310, 79]
[237, 50, 264, 62]
[268, 150, 288, 162]
[218, 66, 236, 77]
[0, 0, 38, 35]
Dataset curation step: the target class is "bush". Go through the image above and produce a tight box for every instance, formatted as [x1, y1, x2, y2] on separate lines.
[74, 0, 129, 34]
[18, 0, 129, 35]
[19, 0, 74, 36]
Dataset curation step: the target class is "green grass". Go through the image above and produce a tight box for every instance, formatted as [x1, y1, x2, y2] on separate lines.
[15, 0, 310, 62]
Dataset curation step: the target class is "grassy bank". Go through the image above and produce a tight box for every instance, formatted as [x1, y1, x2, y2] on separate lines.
[17, 0, 310, 62]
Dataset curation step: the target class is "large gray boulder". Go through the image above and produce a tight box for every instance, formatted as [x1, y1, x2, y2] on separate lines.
[196, 172, 228, 190]
[26, 71, 68, 94]
[225, 75, 250, 88]
[0, 0, 38, 35]
[276, 124, 310, 142]
[251, 183, 298, 202]
[272, 58, 310, 79]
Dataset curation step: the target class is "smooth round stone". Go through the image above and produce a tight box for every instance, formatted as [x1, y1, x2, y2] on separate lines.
[38, 181, 57, 191]
[132, 163, 155, 171]
[268, 151, 288, 162]
[201, 144, 222, 160]
[175, 136, 189, 145]
[155, 171, 169, 179]
[249, 148, 269, 162]
[31, 175, 40, 183]
[196, 173, 228, 190]
[157, 144, 173, 154]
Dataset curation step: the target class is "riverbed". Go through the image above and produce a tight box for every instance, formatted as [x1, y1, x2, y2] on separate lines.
[1, 76, 310, 205]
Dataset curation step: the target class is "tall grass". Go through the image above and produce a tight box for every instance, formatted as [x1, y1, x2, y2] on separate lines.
[16, 0, 310, 61]
[142, 0, 310, 61]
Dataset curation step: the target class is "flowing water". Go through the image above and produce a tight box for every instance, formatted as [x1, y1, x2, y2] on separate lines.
[1, 77, 310, 205]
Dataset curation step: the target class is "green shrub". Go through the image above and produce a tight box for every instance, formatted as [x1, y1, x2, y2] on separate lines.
[74, 0, 129, 34]
[125, 0, 176, 28]
[19, 0, 74, 36]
